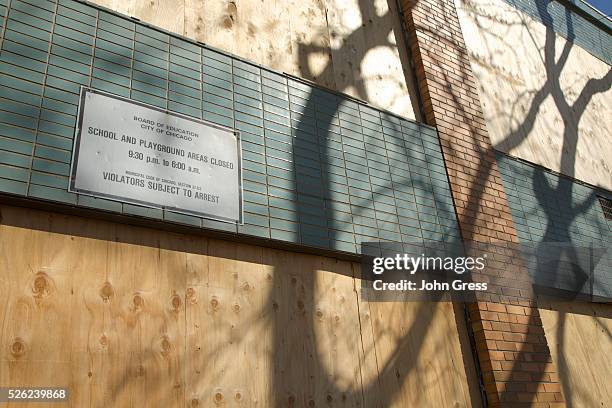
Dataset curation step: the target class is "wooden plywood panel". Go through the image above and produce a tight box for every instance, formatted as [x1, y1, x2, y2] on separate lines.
[185, 240, 273, 407]
[0, 204, 475, 407]
[94, 0, 185, 33]
[324, 0, 369, 100]
[309, 257, 364, 405]
[539, 302, 612, 408]
[0, 208, 187, 407]
[70, 224, 186, 407]
[131, 231, 186, 407]
[456, 0, 612, 190]
[360, 298, 474, 407]
[184, 0, 240, 52]
[93, 0, 134, 16]
[0, 209, 74, 408]
[287, 0, 337, 89]
[90, 0, 419, 118]
[262, 247, 317, 406]
[134, 0, 185, 33]
[325, 0, 414, 117]
[184, 235, 209, 286]
[68, 218, 120, 407]
[184, 0, 293, 73]
[266, 252, 365, 407]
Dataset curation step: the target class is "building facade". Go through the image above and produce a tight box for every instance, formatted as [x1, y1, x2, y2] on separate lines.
[0, 0, 610, 406]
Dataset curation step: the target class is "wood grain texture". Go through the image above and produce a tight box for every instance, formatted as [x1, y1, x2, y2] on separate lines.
[325, 0, 414, 117]
[0, 211, 74, 408]
[456, 0, 612, 190]
[287, 0, 337, 89]
[134, 0, 185, 33]
[0, 204, 475, 407]
[186, 240, 273, 407]
[539, 302, 612, 408]
[364, 300, 474, 407]
[93, 0, 134, 16]
[184, 0, 290, 72]
[94, 0, 186, 33]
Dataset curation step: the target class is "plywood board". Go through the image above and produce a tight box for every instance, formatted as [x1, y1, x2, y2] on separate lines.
[186, 240, 273, 407]
[134, 0, 185, 33]
[361, 298, 474, 407]
[93, 0, 134, 17]
[0, 204, 475, 407]
[539, 302, 612, 408]
[287, 0, 337, 89]
[266, 252, 366, 407]
[184, 0, 292, 74]
[456, 0, 612, 190]
[0, 209, 74, 408]
[325, 0, 414, 117]
[94, 0, 185, 34]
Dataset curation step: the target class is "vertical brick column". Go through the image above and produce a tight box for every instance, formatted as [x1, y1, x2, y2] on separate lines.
[401, 0, 565, 406]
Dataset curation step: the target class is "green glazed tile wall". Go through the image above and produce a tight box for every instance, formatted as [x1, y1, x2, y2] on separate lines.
[496, 152, 611, 298]
[0, 0, 460, 253]
[496, 152, 611, 244]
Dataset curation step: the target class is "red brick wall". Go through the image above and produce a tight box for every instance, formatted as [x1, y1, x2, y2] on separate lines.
[401, 0, 565, 406]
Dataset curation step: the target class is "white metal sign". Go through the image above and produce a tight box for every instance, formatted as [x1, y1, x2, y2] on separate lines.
[70, 88, 243, 223]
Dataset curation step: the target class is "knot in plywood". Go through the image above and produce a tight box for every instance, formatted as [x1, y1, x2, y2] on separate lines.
[10, 337, 26, 357]
[222, 1, 238, 29]
[170, 293, 182, 311]
[234, 390, 243, 402]
[186, 287, 197, 304]
[132, 293, 144, 311]
[99, 334, 109, 348]
[99, 281, 114, 302]
[159, 335, 172, 357]
[135, 365, 145, 377]
[32, 272, 52, 299]
[214, 390, 225, 404]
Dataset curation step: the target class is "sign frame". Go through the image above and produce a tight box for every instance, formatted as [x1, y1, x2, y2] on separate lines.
[69, 87, 244, 224]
